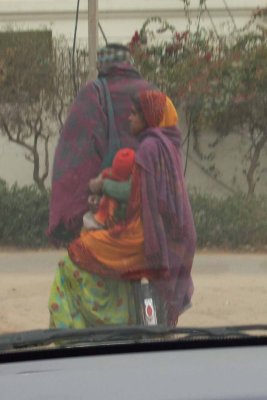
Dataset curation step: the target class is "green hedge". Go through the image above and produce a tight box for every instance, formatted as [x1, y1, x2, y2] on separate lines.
[0, 180, 266, 250]
[0, 179, 50, 248]
[190, 191, 267, 250]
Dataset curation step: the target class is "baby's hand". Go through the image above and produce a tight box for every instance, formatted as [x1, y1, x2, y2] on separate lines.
[89, 173, 103, 193]
[88, 194, 100, 213]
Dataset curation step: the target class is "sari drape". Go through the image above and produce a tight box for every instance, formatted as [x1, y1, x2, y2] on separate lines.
[49, 91, 196, 327]
[66, 126, 196, 325]
[47, 64, 152, 244]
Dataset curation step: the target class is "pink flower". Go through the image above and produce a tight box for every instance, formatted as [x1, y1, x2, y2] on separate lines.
[204, 52, 212, 62]
[129, 31, 140, 50]
[73, 270, 80, 279]
[51, 303, 59, 312]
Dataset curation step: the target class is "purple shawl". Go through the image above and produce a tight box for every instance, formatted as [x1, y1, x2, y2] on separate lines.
[136, 126, 196, 325]
[47, 63, 152, 243]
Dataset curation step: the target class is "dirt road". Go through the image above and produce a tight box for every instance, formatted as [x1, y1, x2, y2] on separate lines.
[0, 250, 267, 334]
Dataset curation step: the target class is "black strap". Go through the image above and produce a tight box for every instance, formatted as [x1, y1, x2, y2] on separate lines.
[94, 78, 121, 169]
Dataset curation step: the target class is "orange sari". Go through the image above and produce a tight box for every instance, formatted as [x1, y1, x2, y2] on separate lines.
[68, 166, 148, 279]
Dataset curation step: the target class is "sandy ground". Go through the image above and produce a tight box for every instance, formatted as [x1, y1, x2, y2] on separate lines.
[0, 249, 267, 334]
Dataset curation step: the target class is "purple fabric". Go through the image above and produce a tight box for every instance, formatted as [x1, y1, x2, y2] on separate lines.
[136, 126, 196, 325]
[47, 63, 153, 243]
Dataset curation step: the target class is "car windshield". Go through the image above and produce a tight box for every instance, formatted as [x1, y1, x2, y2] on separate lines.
[0, 0, 267, 352]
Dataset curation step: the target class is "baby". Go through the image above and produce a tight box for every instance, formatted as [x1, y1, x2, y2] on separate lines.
[83, 148, 135, 233]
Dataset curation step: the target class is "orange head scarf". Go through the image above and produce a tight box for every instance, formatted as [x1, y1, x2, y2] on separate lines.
[139, 90, 178, 128]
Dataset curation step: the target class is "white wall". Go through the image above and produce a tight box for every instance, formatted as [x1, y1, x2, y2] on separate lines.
[0, 0, 266, 195]
[0, 0, 265, 44]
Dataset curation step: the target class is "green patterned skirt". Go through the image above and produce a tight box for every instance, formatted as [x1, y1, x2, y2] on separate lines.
[48, 256, 137, 328]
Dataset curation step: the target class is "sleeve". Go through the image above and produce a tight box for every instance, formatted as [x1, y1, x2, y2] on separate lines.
[102, 179, 132, 202]
[126, 164, 142, 217]
[47, 81, 107, 243]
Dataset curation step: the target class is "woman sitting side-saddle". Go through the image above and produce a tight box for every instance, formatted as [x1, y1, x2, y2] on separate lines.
[48, 90, 196, 328]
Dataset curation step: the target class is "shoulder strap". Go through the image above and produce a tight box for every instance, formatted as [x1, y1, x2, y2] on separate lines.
[94, 78, 121, 169]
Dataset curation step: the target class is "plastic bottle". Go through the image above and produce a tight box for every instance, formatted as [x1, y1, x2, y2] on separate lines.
[140, 278, 157, 326]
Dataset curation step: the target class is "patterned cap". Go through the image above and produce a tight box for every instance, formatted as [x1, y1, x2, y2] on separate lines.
[97, 44, 133, 71]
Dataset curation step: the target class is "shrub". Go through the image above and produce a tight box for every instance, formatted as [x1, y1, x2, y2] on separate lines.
[190, 191, 267, 250]
[0, 181, 49, 248]
[0, 181, 266, 250]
